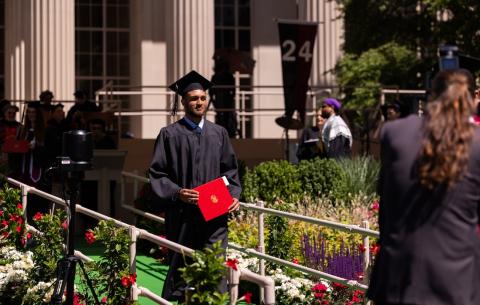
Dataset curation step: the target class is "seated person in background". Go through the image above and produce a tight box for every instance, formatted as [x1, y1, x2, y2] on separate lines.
[296, 106, 326, 161]
[66, 90, 101, 130]
[88, 118, 116, 149]
[320, 98, 352, 159]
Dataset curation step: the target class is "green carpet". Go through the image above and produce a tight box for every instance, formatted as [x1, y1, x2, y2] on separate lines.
[76, 237, 168, 305]
[76, 238, 251, 305]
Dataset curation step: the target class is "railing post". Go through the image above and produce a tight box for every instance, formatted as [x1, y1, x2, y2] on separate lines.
[21, 185, 29, 219]
[362, 220, 370, 284]
[132, 170, 139, 200]
[120, 175, 125, 208]
[129, 226, 138, 302]
[257, 200, 265, 304]
[228, 267, 240, 304]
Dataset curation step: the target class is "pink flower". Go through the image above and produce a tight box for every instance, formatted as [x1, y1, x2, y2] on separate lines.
[33, 212, 43, 221]
[101, 297, 107, 303]
[62, 221, 68, 230]
[226, 258, 238, 271]
[85, 231, 96, 245]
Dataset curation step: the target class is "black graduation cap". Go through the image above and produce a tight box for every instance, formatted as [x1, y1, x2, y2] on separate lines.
[168, 70, 212, 115]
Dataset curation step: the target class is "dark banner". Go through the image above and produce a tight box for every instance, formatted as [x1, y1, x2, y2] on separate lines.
[277, 20, 317, 129]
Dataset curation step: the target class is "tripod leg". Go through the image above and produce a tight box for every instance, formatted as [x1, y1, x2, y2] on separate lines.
[77, 259, 101, 305]
[51, 258, 72, 305]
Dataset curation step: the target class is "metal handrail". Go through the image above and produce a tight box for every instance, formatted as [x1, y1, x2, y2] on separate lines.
[3, 176, 275, 305]
[120, 170, 379, 293]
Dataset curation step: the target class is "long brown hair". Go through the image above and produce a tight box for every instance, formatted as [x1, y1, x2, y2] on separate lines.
[418, 69, 476, 189]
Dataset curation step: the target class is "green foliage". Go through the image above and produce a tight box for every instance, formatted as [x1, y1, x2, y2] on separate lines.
[81, 220, 137, 305]
[228, 212, 259, 249]
[297, 158, 347, 200]
[0, 185, 27, 249]
[335, 42, 417, 114]
[266, 203, 295, 262]
[30, 210, 67, 282]
[241, 160, 302, 203]
[179, 241, 229, 305]
[336, 156, 380, 200]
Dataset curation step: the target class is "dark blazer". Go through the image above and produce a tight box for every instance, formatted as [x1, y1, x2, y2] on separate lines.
[367, 115, 480, 305]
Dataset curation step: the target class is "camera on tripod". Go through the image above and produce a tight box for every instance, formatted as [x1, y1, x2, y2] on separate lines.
[56, 130, 93, 173]
[50, 130, 101, 305]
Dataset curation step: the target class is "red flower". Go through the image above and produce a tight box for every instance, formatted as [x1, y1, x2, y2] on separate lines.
[85, 231, 96, 245]
[26, 233, 32, 239]
[370, 243, 380, 256]
[62, 221, 68, 230]
[356, 272, 364, 281]
[129, 273, 137, 284]
[21, 237, 26, 246]
[226, 258, 239, 271]
[33, 212, 43, 221]
[243, 292, 252, 304]
[0, 210, 3, 216]
[371, 201, 379, 211]
[331, 282, 347, 291]
[101, 297, 107, 303]
[2, 232, 9, 238]
[16, 217, 23, 225]
[16, 225, 22, 233]
[292, 258, 299, 264]
[321, 301, 329, 305]
[358, 244, 366, 252]
[121, 276, 131, 287]
[1, 220, 8, 227]
[312, 283, 328, 293]
[17, 203, 23, 210]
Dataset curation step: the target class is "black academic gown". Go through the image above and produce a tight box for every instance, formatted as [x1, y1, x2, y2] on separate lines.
[149, 118, 242, 301]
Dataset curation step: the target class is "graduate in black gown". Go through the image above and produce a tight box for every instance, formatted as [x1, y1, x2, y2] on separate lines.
[149, 70, 242, 301]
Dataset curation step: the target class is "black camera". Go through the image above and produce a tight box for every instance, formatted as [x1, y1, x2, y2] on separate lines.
[56, 130, 93, 172]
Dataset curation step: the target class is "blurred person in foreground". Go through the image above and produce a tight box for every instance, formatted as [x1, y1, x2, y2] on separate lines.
[367, 68, 480, 305]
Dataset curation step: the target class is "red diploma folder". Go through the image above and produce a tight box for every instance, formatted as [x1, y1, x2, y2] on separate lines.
[2, 140, 29, 153]
[194, 176, 233, 221]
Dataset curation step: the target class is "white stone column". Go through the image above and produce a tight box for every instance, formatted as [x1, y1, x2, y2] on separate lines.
[130, 0, 168, 139]
[298, 0, 343, 87]
[5, 0, 75, 102]
[165, 0, 215, 83]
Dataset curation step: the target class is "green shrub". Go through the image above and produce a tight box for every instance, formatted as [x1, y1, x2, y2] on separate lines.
[241, 160, 302, 203]
[298, 158, 347, 200]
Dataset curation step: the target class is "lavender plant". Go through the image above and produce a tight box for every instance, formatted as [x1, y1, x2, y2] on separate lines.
[302, 234, 364, 281]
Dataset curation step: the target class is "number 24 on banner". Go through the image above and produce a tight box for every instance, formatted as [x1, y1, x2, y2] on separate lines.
[282, 40, 313, 62]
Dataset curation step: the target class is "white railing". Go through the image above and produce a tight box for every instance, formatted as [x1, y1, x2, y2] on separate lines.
[4, 176, 275, 305]
[120, 171, 380, 297]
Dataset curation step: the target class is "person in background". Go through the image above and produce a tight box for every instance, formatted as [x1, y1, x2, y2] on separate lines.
[88, 118, 116, 149]
[320, 98, 352, 159]
[39, 90, 55, 113]
[66, 90, 101, 129]
[149, 70, 241, 301]
[44, 104, 68, 168]
[367, 69, 480, 305]
[0, 103, 22, 171]
[384, 101, 402, 121]
[296, 105, 326, 161]
[17, 102, 46, 185]
[209, 59, 237, 137]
